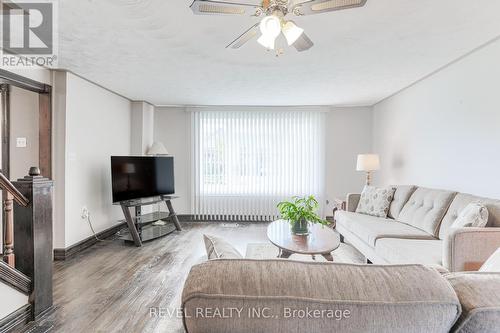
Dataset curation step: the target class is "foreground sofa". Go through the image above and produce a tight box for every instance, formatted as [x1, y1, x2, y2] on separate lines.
[336, 186, 500, 271]
[182, 259, 500, 333]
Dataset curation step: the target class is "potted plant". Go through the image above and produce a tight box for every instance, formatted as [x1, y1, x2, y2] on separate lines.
[277, 196, 329, 235]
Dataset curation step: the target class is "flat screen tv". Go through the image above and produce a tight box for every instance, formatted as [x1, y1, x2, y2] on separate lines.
[111, 156, 175, 203]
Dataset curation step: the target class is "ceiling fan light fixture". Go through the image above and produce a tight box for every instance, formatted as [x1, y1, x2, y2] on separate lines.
[257, 15, 281, 50]
[257, 34, 276, 50]
[282, 21, 304, 46]
[191, 0, 369, 53]
[259, 15, 281, 37]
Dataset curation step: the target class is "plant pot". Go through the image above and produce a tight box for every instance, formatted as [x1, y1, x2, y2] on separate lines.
[291, 219, 309, 235]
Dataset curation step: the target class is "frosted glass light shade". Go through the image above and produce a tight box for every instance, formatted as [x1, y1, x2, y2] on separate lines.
[282, 21, 304, 46]
[356, 154, 380, 171]
[257, 34, 276, 50]
[259, 15, 281, 36]
[147, 142, 169, 155]
[257, 15, 281, 50]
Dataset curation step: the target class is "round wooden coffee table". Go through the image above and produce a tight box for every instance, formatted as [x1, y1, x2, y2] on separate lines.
[267, 219, 340, 261]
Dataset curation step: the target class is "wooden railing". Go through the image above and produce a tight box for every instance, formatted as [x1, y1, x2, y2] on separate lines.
[0, 171, 29, 267]
[0, 167, 54, 319]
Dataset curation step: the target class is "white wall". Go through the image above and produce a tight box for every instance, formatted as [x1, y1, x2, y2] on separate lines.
[9, 86, 39, 180]
[153, 106, 373, 215]
[372, 38, 500, 198]
[53, 72, 132, 248]
[64, 72, 132, 247]
[325, 107, 373, 211]
[130, 101, 154, 155]
[52, 71, 67, 248]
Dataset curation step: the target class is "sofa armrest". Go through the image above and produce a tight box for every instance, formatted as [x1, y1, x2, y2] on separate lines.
[445, 272, 500, 333]
[443, 227, 500, 272]
[346, 193, 361, 212]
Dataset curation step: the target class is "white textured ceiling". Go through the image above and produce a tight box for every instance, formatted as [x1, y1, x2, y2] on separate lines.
[58, 0, 500, 106]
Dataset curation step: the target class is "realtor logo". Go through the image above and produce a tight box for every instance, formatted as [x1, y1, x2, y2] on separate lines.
[1, 0, 58, 67]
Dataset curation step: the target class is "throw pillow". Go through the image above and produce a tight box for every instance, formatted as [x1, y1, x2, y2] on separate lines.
[203, 234, 243, 260]
[355, 185, 396, 218]
[451, 202, 489, 228]
[479, 248, 500, 272]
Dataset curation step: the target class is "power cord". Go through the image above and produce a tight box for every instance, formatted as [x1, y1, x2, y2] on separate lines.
[85, 213, 114, 242]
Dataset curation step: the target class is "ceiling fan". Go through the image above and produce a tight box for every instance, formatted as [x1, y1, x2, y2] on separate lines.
[190, 0, 368, 53]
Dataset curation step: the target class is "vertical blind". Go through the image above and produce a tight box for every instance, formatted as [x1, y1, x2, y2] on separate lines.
[191, 109, 325, 221]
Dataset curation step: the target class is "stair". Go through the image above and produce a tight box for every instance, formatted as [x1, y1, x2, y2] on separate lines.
[0, 304, 31, 333]
[0, 261, 31, 295]
[0, 261, 32, 333]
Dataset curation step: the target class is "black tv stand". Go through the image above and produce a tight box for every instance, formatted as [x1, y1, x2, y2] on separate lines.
[114, 195, 182, 247]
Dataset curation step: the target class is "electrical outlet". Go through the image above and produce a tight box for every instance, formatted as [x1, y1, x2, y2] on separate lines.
[81, 206, 89, 219]
[16, 137, 27, 148]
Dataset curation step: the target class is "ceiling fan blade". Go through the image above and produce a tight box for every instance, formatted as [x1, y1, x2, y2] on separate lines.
[190, 0, 261, 16]
[226, 23, 260, 49]
[293, 33, 314, 52]
[292, 0, 367, 16]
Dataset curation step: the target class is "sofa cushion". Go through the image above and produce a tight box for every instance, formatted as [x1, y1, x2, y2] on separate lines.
[446, 272, 500, 333]
[203, 234, 243, 260]
[398, 187, 456, 236]
[355, 185, 396, 218]
[388, 185, 417, 219]
[439, 193, 500, 239]
[452, 202, 489, 228]
[183, 260, 461, 333]
[375, 238, 443, 267]
[336, 211, 435, 247]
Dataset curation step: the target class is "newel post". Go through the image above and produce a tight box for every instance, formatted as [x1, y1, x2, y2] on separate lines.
[13, 167, 54, 318]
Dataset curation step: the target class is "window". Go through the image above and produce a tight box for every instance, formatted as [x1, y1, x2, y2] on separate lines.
[191, 109, 325, 221]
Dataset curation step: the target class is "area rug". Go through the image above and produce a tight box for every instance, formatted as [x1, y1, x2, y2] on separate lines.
[245, 242, 366, 263]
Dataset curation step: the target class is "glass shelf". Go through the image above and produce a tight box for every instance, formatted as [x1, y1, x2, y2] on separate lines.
[113, 195, 179, 207]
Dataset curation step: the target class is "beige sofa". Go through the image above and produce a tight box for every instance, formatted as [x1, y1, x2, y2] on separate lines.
[182, 259, 500, 333]
[336, 186, 500, 271]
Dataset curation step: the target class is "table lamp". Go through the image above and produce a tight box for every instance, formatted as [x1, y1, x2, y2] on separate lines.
[147, 142, 169, 155]
[356, 154, 380, 186]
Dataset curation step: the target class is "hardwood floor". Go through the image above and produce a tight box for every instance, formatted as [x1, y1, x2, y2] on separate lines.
[37, 222, 269, 333]
[33, 222, 363, 333]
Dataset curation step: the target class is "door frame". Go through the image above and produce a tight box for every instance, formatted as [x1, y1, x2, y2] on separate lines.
[0, 69, 52, 179]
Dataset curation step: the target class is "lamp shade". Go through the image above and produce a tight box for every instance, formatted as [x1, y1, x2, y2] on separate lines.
[147, 142, 169, 155]
[282, 21, 304, 46]
[257, 34, 276, 50]
[356, 154, 380, 171]
[257, 15, 281, 50]
[259, 15, 281, 37]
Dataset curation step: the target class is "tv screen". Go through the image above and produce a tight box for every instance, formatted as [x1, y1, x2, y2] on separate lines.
[111, 156, 175, 203]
